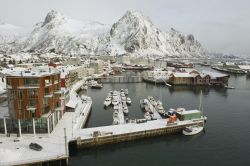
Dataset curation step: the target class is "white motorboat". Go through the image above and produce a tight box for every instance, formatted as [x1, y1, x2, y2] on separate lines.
[225, 85, 235, 89]
[112, 99, 119, 106]
[182, 125, 204, 136]
[148, 96, 157, 106]
[157, 105, 165, 115]
[123, 106, 129, 115]
[126, 97, 131, 104]
[144, 112, 151, 120]
[140, 99, 148, 109]
[156, 100, 162, 106]
[156, 101, 165, 114]
[121, 96, 126, 102]
[89, 80, 103, 89]
[113, 110, 119, 125]
[124, 89, 128, 95]
[104, 97, 112, 107]
[120, 92, 125, 97]
[113, 110, 119, 118]
[113, 118, 119, 125]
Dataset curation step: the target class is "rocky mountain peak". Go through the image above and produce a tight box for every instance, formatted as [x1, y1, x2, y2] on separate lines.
[42, 10, 64, 27]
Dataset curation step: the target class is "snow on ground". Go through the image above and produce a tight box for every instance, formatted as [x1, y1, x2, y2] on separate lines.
[0, 78, 6, 94]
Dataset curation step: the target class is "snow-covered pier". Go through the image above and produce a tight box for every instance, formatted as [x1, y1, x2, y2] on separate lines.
[73, 118, 205, 148]
[0, 79, 92, 166]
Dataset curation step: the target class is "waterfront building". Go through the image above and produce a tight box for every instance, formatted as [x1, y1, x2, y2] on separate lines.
[0, 67, 64, 135]
[168, 70, 229, 86]
[142, 68, 170, 83]
[201, 70, 230, 86]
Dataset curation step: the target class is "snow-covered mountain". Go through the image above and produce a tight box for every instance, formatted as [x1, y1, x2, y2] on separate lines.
[108, 11, 205, 57]
[0, 10, 206, 58]
[0, 22, 26, 53]
[23, 10, 110, 55]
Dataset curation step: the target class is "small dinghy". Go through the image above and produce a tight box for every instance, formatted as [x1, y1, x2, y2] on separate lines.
[182, 125, 204, 136]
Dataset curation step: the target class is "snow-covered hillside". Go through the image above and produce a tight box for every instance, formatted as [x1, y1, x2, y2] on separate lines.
[23, 10, 110, 55]
[0, 22, 26, 53]
[0, 10, 206, 58]
[108, 11, 205, 57]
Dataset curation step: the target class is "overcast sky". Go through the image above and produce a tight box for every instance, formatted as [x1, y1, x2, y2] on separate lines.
[0, 0, 249, 55]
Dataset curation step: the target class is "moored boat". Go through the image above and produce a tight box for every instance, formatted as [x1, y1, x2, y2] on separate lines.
[104, 97, 112, 107]
[112, 99, 119, 106]
[123, 105, 129, 115]
[124, 89, 128, 95]
[126, 97, 131, 104]
[140, 99, 147, 109]
[182, 125, 204, 136]
[144, 112, 152, 120]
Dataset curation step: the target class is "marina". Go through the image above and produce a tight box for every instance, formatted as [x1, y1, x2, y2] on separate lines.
[0, 1, 250, 165]
[0, 64, 249, 166]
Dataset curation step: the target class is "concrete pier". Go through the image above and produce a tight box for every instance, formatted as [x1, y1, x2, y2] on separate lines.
[73, 119, 204, 148]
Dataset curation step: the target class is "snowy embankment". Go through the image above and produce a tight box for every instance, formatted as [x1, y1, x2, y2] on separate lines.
[0, 78, 6, 94]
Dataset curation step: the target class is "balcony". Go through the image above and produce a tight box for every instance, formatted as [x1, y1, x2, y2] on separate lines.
[44, 93, 53, 98]
[55, 106, 64, 111]
[27, 106, 36, 113]
[60, 96, 65, 100]
[54, 90, 63, 95]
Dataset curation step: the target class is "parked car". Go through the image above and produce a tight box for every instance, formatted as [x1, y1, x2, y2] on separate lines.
[29, 142, 43, 151]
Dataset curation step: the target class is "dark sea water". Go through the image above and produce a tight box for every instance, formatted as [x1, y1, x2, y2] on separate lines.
[70, 68, 250, 166]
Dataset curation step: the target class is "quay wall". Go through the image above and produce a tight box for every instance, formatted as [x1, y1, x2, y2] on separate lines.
[2, 156, 68, 166]
[94, 76, 143, 84]
[74, 121, 203, 148]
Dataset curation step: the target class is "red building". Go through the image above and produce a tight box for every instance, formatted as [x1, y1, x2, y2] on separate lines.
[4, 67, 65, 134]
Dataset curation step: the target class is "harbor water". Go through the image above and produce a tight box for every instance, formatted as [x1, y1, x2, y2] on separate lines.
[70, 69, 250, 166]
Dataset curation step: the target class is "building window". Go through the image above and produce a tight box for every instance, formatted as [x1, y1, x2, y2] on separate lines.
[28, 90, 37, 98]
[44, 106, 50, 114]
[18, 100, 22, 109]
[43, 98, 48, 105]
[29, 99, 36, 107]
[45, 87, 49, 95]
[6, 78, 12, 85]
[24, 78, 39, 86]
[17, 90, 23, 99]
[8, 90, 15, 99]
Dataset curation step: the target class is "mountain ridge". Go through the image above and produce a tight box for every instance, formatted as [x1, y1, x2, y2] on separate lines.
[0, 10, 206, 58]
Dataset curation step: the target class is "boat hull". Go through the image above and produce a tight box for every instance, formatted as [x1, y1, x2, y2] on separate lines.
[182, 126, 204, 136]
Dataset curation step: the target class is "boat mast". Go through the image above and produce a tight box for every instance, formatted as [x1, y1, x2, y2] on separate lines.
[199, 90, 203, 115]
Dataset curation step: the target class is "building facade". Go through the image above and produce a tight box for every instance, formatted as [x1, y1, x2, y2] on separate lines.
[2, 67, 64, 134]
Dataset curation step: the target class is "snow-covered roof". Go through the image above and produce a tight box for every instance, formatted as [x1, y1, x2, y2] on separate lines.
[3, 67, 59, 77]
[177, 109, 200, 115]
[201, 70, 229, 79]
[238, 65, 250, 70]
[66, 91, 78, 108]
[172, 72, 193, 78]
[66, 100, 78, 109]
